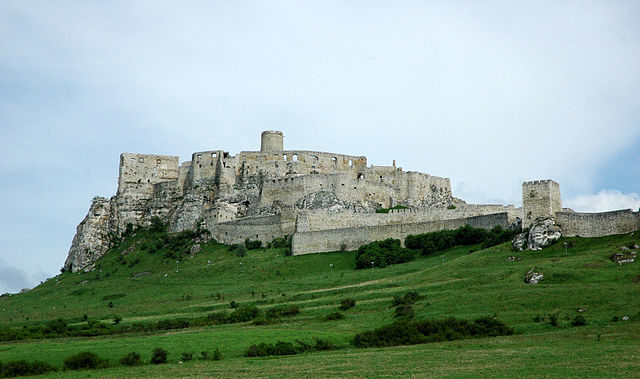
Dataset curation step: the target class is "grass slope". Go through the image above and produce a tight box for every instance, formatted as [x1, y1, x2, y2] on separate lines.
[1, 229, 640, 377]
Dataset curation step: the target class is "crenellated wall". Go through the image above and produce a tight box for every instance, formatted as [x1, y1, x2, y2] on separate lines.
[291, 213, 510, 255]
[297, 204, 521, 233]
[556, 210, 640, 237]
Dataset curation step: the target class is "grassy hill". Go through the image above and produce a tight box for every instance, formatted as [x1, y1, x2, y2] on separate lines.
[1, 227, 639, 377]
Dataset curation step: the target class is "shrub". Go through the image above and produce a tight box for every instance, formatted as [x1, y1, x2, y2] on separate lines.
[393, 304, 415, 320]
[45, 318, 67, 335]
[339, 298, 356, 311]
[326, 312, 344, 321]
[229, 301, 238, 309]
[266, 304, 300, 319]
[235, 244, 247, 257]
[112, 315, 123, 325]
[180, 352, 193, 362]
[63, 351, 108, 370]
[119, 352, 142, 366]
[548, 313, 559, 327]
[228, 306, 261, 323]
[201, 348, 222, 361]
[0, 360, 57, 377]
[157, 318, 190, 330]
[270, 235, 290, 249]
[355, 239, 414, 269]
[353, 316, 514, 348]
[533, 314, 544, 323]
[244, 238, 262, 250]
[572, 315, 587, 326]
[405, 225, 517, 255]
[150, 347, 168, 364]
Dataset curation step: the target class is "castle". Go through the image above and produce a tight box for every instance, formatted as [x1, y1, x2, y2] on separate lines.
[64, 131, 640, 272]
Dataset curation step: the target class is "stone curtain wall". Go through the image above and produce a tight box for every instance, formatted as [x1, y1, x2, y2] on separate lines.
[556, 210, 640, 237]
[291, 213, 510, 255]
[299, 205, 521, 232]
[210, 214, 289, 245]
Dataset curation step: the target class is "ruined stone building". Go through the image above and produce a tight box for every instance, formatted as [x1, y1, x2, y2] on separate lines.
[64, 131, 640, 272]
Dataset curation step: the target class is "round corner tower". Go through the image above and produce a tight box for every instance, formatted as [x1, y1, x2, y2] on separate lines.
[260, 130, 284, 152]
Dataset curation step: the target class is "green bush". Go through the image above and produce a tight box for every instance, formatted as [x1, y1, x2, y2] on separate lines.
[150, 347, 168, 364]
[200, 349, 222, 361]
[244, 238, 262, 250]
[180, 352, 193, 362]
[265, 304, 300, 319]
[119, 352, 142, 366]
[339, 298, 356, 311]
[355, 239, 414, 269]
[0, 360, 57, 377]
[63, 351, 108, 370]
[572, 315, 587, 326]
[326, 312, 344, 321]
[353, 316, 514, 348]
[157, 318, 190, 330]
[245, 338, 334, 357]
[270, 235, 291, 249]
[405, 225, 517, 256]
[376, 205, 409, 214]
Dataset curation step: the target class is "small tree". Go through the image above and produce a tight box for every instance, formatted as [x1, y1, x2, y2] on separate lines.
[119, 352, 142, 366]
[150, 347, 168, 364]
[113, 315, 123, 325]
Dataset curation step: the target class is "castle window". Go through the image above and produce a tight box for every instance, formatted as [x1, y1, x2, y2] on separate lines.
[131, 158, 135, 162]
[197, 154, 202, 160]
[332, 157, 337, 165]
[153, 167, 157, 171]
[357, 173, 365, 179]
[156, 158, 161, 164]
[139, 157, 144, 163]
[199, 164, 202, 168]
[212, 153, 217, 158]
[310, 155, 318, 160]
[283, 153, 287, 161]
[349, 159, 353, 167]
[380, 176, 383, 182]
[293, 154, 298, 161]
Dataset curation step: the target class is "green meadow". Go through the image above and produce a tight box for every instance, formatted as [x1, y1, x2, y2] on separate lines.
[1, 228, 639, 377]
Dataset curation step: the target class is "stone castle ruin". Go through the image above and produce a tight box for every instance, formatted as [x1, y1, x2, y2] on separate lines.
[64, 131, 640, 272]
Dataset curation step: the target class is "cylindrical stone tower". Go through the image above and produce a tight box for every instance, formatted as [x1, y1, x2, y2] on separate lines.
[260, 130, 284, 152]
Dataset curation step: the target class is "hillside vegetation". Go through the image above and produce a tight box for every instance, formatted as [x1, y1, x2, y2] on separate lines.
[1, 225, 639, 377]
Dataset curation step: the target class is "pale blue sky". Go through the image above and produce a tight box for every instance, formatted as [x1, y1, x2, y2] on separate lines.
[1, 1, 639, 293]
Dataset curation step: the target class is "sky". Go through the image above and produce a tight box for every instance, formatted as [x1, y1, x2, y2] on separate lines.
[1, 1, 639, 294]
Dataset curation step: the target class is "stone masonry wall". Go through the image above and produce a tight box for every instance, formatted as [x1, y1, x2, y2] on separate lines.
[291, 212, 510, 255]
[298, 204, 521, 232]
[522, 180, 562, 228]
[556, 210, 640, 237]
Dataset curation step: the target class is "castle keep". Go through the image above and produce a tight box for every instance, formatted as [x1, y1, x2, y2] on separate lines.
[64, 131, 640, 272]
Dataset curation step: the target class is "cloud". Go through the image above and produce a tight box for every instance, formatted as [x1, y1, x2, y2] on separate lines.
[0, 2, 639, 284]
[565, 190, 640, 213]
[0, 261, 31, 294]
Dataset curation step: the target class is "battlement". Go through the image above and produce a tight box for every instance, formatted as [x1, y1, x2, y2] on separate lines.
[523, 179, 560, 186]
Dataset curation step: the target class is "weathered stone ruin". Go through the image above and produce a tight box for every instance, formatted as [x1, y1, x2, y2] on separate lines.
[64, 131, 640, 272]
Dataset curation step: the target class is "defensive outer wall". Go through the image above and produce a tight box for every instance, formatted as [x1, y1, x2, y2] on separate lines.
[291, 213, 510, 255]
